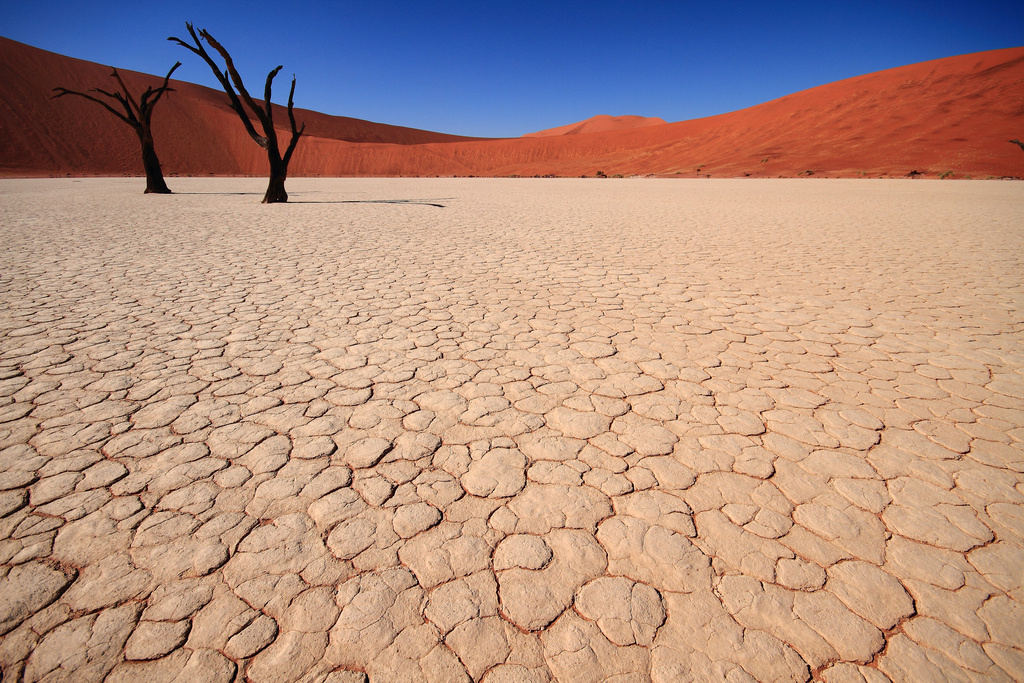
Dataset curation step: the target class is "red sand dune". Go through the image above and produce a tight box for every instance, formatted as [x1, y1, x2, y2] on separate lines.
[0, 36, 485, 178]
[1, 36, 1022, 179]
[523, 115, 667, 138]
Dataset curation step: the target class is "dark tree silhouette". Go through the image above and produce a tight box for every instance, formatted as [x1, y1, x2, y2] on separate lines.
[53, 62, 181, 194]
[169, 24, 305, 203]
[1010, 139, 1024, 153]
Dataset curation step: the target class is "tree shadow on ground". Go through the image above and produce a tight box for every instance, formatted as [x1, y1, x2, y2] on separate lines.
[173, 193, 450, 208]
[292, 198, 451, 208]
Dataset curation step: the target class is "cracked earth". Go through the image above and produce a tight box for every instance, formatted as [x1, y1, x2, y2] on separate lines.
[0, 177, 1022, 682]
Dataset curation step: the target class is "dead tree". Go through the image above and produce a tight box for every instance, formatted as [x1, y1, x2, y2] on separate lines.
[169, 24, 305, 203]
[1010, 139, 1024, 153]
[53, 62, 181, 194]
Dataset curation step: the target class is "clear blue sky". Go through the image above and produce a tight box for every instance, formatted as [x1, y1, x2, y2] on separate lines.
[4, 0, 1022, 137]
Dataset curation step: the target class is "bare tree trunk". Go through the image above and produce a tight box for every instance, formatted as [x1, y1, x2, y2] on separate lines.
[140, 131, 171, 194]
[53, 63, 180, 195]
[170, 25, 304, 204]
[263, 157, 288, 203]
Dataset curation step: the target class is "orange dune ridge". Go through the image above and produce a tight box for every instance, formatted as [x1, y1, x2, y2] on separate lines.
[523, 115, 668, 138]
[1, 36, 1022, 179]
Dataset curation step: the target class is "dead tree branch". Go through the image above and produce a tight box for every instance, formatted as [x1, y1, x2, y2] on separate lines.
[53, 61, 181, 194]
[170, 23, 305, 202]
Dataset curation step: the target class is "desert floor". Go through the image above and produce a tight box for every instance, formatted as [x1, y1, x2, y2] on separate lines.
[1, 177, 1022, 683]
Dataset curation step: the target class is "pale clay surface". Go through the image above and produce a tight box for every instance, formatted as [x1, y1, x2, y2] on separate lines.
[0, 177, 1022, 682]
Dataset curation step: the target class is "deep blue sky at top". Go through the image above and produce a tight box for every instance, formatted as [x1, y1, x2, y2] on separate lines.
[4, 0, 1022, 137]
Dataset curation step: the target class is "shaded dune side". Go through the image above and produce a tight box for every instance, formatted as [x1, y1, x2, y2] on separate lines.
[2, 36, 1022, 178]
[0, 36, 488, 177]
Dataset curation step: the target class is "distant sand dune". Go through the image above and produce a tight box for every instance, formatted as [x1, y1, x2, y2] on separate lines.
[523, 115, 668, 138]
[1, 36, 1022, 178]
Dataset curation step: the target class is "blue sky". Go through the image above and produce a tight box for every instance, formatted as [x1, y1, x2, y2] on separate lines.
[4, 1, 1022, 137]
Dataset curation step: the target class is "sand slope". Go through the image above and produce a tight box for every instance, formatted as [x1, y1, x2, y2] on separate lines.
[0, 37, 485, 177]
[1, 36, 1022, 178]
[523, 115, 668, 138]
